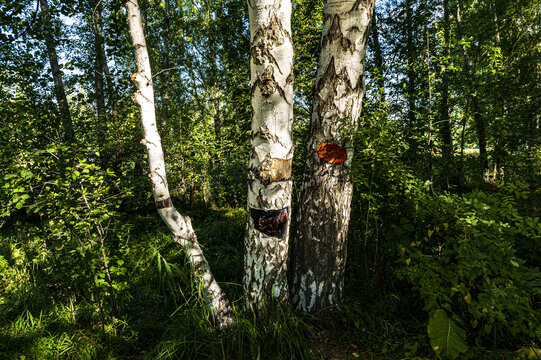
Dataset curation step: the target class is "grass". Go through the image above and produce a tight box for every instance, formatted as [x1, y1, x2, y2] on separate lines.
[0, 203, 538, 359]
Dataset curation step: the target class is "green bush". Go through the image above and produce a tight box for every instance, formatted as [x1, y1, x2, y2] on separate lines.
[397, 183, 541, 352]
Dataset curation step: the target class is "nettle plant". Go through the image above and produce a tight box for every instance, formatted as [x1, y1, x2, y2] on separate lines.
[397, 183, 541, 358]
[1, 142, 131, 325]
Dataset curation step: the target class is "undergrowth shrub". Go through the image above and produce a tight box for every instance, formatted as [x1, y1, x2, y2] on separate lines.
[352, 163, 541, 356]
[398, 184, 541, 350]
[349, 112, 541, 358]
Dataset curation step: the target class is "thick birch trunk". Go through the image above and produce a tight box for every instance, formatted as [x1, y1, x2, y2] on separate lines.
[123, 0, 234, 329]
[290, 0, 375, 313]
[39, 0, 75, 143]
[244, 0, 295, 312]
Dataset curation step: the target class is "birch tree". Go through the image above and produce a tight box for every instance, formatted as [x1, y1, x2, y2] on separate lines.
[123, 0, 234, 329]
[290, 0, 375, 313]
[244, 0, 295, 312]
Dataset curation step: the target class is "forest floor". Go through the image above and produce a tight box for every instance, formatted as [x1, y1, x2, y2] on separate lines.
[0, 200, 537, 359]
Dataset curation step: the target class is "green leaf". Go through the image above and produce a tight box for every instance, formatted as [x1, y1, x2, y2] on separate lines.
[517, 347, 541, 359]
[510, 259, 519, 267]
[20, 169, 32, 179]
[428, 309, 468, 359]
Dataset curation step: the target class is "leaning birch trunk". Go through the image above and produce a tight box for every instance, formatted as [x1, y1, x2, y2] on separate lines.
[123, 0, 234, 329]
[244, 0, 295, 312]
[290, 0, 375, 313]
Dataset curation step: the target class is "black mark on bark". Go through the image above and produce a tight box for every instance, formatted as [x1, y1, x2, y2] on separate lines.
[250, 207, 289, 239]
[156, 197, 173, 209]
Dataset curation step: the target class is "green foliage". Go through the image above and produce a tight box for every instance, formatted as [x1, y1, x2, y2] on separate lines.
[428, 309, 468, 359]
[151, 306, 313, 360]
[1, 0, 540, 358]
[0, 202, 318, 360]
[397, 185, 541, 347]
[349, 95, 541, 357]
[1, 142, 132, 301]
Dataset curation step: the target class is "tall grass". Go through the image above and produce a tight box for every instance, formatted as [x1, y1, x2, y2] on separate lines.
[0, 208, 316, 359]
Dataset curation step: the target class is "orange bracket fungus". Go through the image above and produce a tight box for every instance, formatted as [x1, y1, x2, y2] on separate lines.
[250, 208, 289, 238]
[316, 143, 347, 164]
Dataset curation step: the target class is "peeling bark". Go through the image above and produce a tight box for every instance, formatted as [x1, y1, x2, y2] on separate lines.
[244, 0, 295, 313]
[290, 0, 375, 313]
[123, 0, 234, 329]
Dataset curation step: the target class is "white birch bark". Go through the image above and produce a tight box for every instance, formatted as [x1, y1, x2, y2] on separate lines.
[123, 0, 234, 329]
[290, 0, 375, 313]
[244, 0, 295, 312]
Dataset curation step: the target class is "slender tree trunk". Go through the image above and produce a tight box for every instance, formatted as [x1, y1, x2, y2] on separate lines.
[405, 0, 416, 125]
[104, 64, 118, 122]
[456, 3, 488, 180]
[459, 100, 468, 179]
[371, 9, 385, 103]
[290, 0, 375, 313]
[161, 0, 171, 139]
[39, 0, 75, 143]
[100, 26, 120, 154]
[123, 0, 234, 329]
[244, 0, 295, 313]
[491, 3, 505, 178]
[439, 0, 452, 163]
[426, 29, 435, 192]
[108, 1, 122, 125]
[93, 0, 120, 159]
[92, 0, 106, 149]
[492, 3, 501, 44]
[208, 16, 221, 143]
[474, 103, 489, 180]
